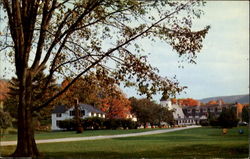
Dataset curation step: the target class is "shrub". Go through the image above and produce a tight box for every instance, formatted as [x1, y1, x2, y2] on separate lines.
[104, 119, 120, 129]
[217, 108, 239, 128]
[121, 119, 138, 129]
[59, 117, 138, 131]
[104, 118, 138, 130]
[82, 117, 105, 130]
[0, 110, 12, 129]
[58, 119, 76, 131]
[209, 118, 219, 127]
[200, 119, 209, 126]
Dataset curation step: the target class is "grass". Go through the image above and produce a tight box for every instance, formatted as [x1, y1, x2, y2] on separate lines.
[1, 126, 249, 158]
[1, 127, 169, 141]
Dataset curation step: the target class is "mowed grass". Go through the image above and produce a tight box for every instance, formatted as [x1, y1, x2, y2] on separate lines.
[2, 128, 168, 141]
[1, 126, 249, 158]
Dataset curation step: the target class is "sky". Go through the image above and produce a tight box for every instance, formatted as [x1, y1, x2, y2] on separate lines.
[0, 1, 249, 102]
[123, 1, 249, 101]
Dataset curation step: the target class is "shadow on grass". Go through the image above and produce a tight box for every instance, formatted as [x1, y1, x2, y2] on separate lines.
[171, 144, 248, 158]
[39, 144, 248, 159]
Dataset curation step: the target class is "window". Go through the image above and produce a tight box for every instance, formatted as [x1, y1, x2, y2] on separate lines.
[210, 108, 214, 112]
[217, 108, 222, 112]
[203, 108, 207, 112]
[187, 109, 191, 113]
[195, 109, 200, 113]
[70, 110, 75, 116]
[56, 113, 61, 117]
[56, 120, 60, 127]
[80, 110, 85, 117]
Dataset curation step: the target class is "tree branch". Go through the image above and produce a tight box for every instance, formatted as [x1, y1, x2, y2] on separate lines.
[37, 0, 104, 73]
[32, 2, 190, 112]
[31, 0, 57, 70]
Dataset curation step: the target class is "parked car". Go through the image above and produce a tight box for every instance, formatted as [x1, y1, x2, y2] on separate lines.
[238, 122, 248, 126]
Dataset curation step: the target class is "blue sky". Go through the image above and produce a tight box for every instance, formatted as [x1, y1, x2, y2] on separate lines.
[0, 1, 249, 101]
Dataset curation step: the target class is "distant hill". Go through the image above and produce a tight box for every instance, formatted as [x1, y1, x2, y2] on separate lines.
[199, 94, 249, 104]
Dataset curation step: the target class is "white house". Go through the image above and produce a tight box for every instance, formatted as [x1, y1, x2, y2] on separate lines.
[160, 99, 197, 126]
[160, 99, 185, 119]
[51, 103, 105, 130]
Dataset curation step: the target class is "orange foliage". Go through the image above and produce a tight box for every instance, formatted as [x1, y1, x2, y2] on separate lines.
[101, 94, 131, 119]
[0, 80, 9, 101]
[236, 103, 244, 113]
[171, 98, 199, 106]
[207, 100, 218, 105]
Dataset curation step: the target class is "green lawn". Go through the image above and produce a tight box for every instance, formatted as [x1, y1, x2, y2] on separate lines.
[1, 126, 249, 158]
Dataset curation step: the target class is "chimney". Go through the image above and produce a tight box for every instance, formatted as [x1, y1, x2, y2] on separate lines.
[197, 101, 201, 106]
[167, 100, 172, 108]
[218, 100, 222, 106]
[74, 98, 79, 106]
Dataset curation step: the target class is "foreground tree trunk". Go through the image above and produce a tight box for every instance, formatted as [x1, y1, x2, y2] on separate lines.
[12, 76, 40, 157]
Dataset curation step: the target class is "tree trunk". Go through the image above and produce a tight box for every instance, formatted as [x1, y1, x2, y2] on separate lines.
[74, 98, 83, 133]
[12, 75, 40, 157]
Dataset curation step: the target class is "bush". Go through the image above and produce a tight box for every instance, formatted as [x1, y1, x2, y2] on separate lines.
[209, 118, 219, 127]
[59, 118, 138, 131]
[58, 119, 76, 131]
[200, 119, 209, 126]
[121, 119, 138, 129]
[0, 110, 12, 130]
[104, 119, 121, 129]
[82, 117, 105, 130]
[217, 108, 239, 128]
[104, 118, 138, 130]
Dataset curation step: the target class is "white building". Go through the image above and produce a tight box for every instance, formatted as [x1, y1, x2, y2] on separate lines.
[160, 99, 196, 126]
[160, 99, 185, 119]
[51, 103, 105, 130]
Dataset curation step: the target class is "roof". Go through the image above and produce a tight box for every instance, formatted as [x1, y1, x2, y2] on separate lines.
[52, 105, 68, 113]
[182, 103, 236, 109]
[52, 103, 105, 114]
[79, 103, 105, 114]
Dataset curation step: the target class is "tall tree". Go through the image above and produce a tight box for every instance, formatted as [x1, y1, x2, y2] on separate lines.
[0, 0, 209, 157]
[101, 93, 131, 119]
[4, 71, 58, 128]
[242, 105, 249, 123]
[217, 107, 239, 128]
[59, 72, 131, 119]
[58, 70, 120, 108]
[130, 97, 173, 128]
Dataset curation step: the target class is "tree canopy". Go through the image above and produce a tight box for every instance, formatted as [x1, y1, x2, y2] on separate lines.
[58, 72, 132, 119]
[130, 97, 174, 128]
[0, 0, 209, 157]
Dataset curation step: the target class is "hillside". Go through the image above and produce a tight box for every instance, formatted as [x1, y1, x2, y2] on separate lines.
[199, 94, 249, 104]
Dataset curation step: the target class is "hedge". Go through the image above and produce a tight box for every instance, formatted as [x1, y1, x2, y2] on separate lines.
[58, 117, 138, 130]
